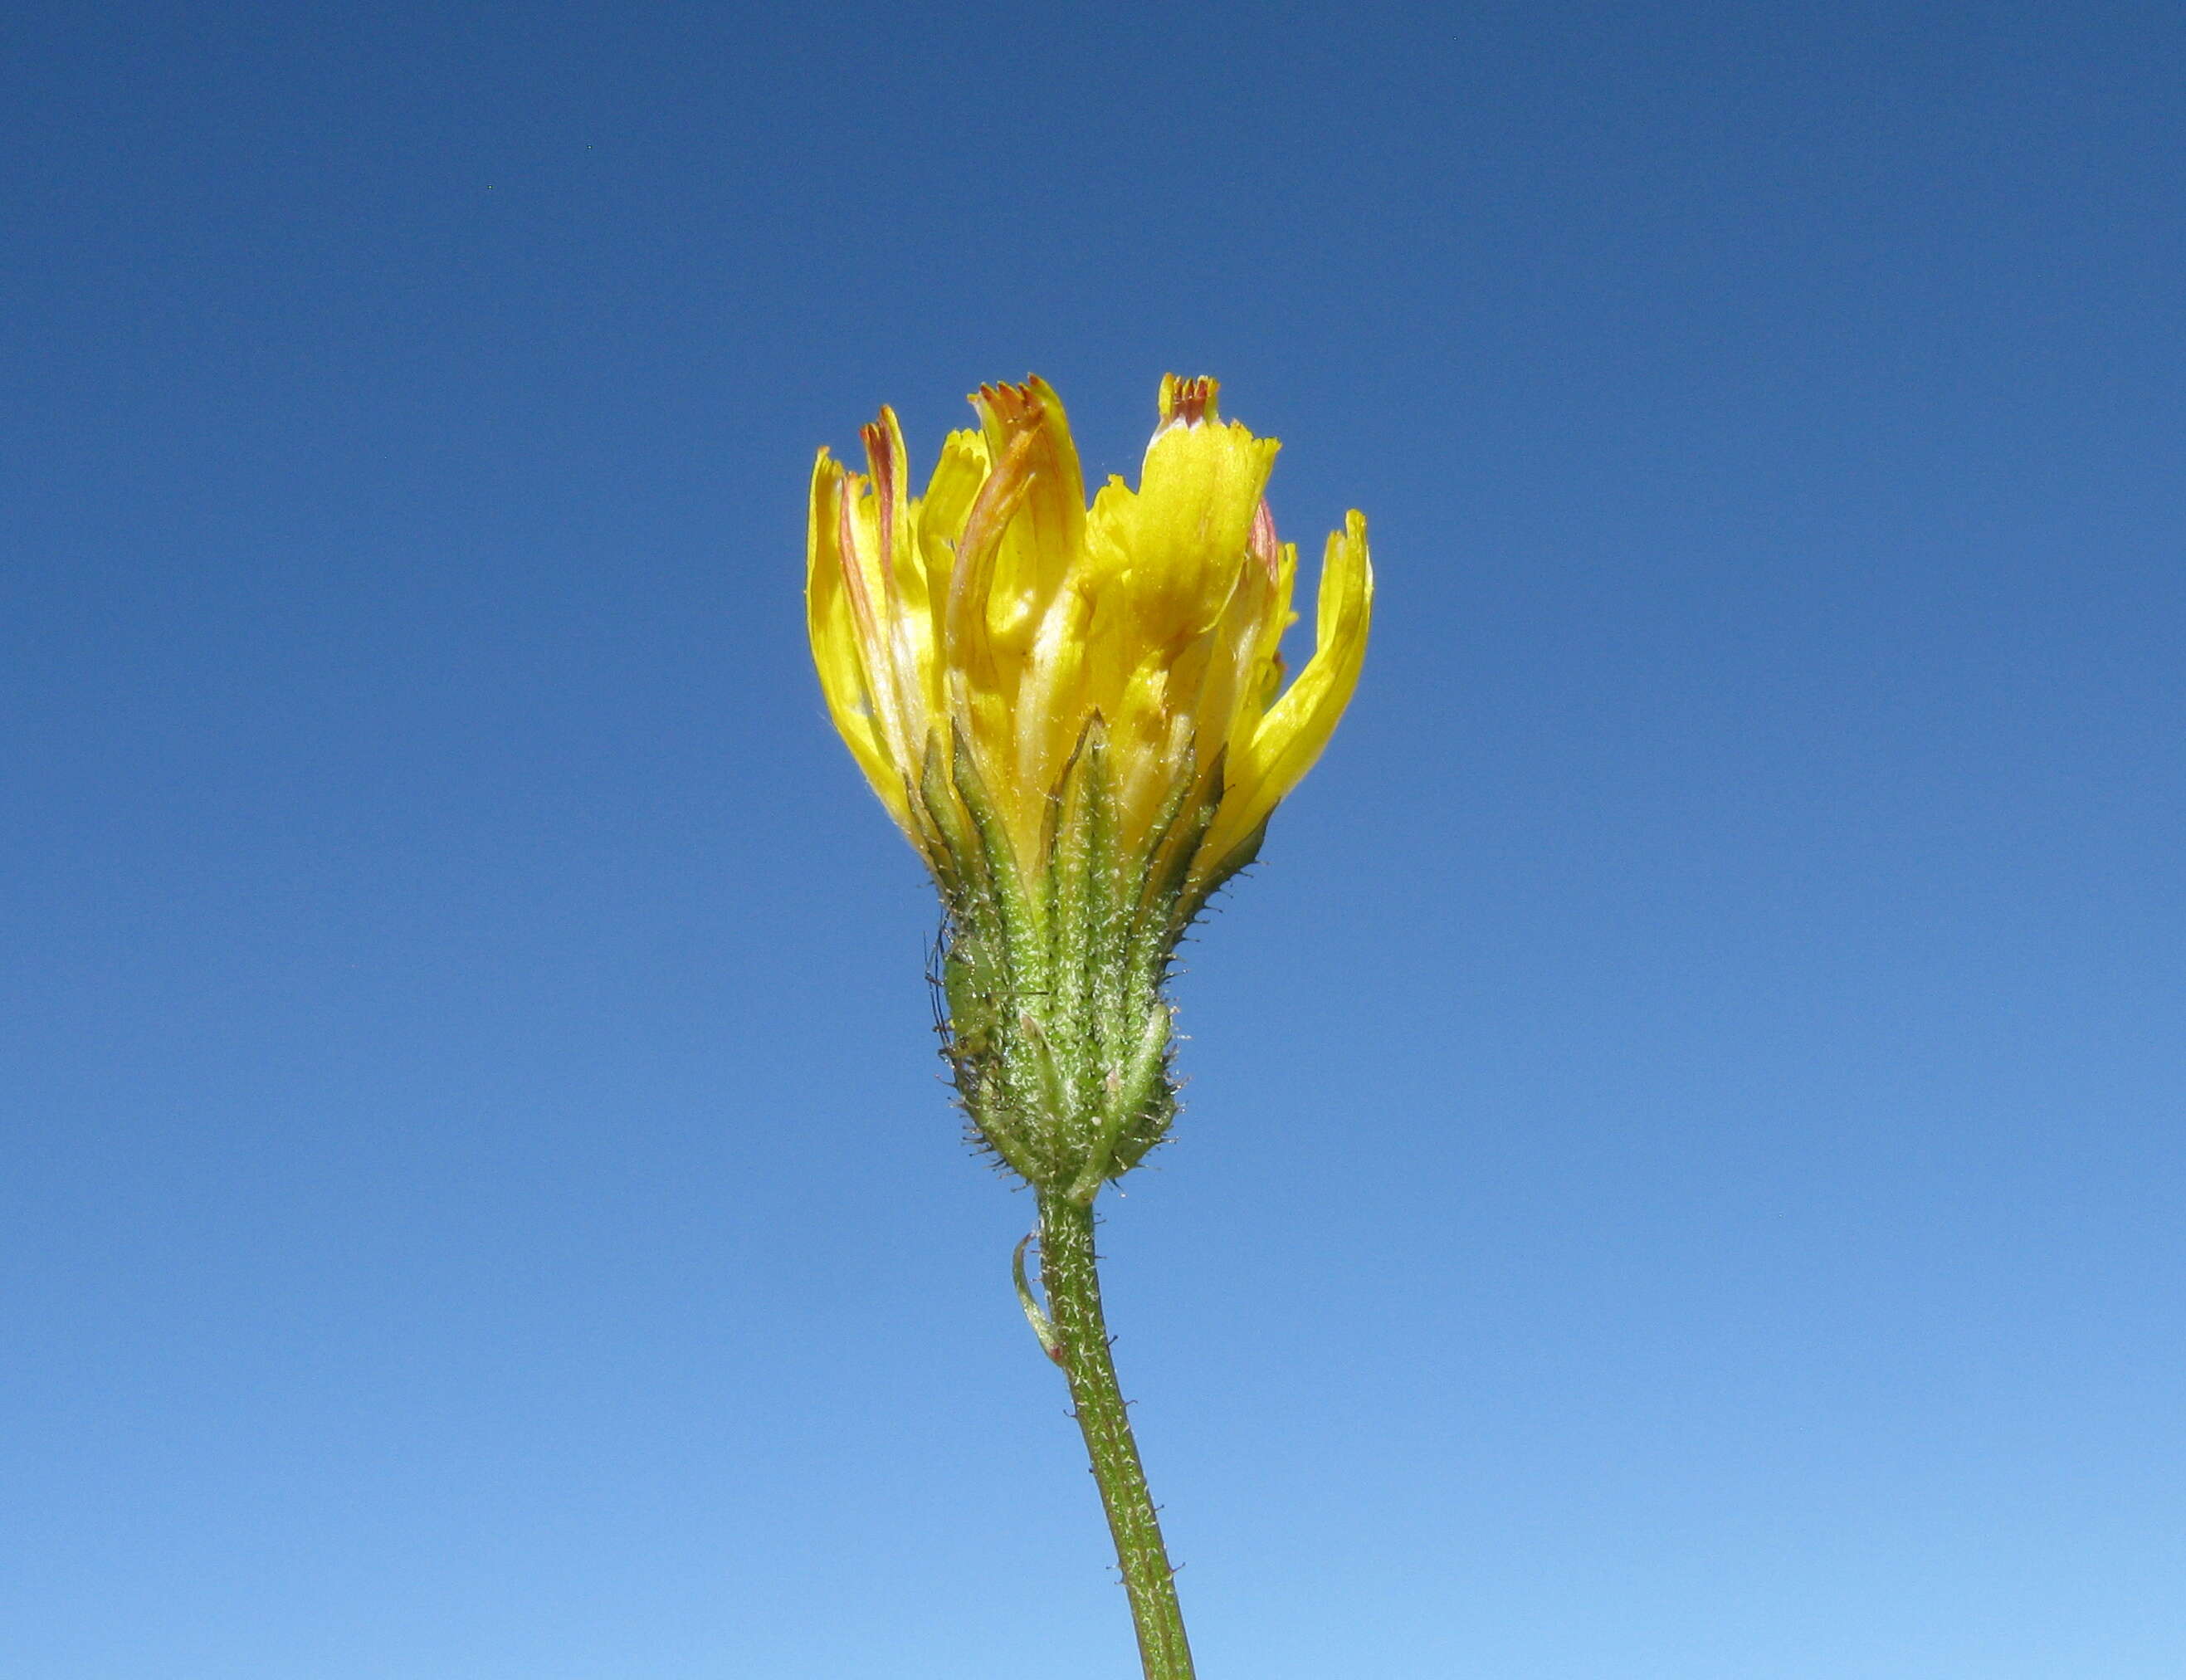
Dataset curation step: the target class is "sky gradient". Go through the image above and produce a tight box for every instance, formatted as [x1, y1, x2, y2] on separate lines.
[5, 2, 2184, 1677]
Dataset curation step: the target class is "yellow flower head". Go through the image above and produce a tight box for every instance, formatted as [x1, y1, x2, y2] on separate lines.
[808, 374, 1371, 903]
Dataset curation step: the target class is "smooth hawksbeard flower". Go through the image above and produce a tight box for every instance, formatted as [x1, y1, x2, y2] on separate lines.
[808, 374, 1372, 1195]
[808, 374, 1370, 903]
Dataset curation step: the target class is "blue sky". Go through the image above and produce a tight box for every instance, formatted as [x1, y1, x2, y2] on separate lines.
[4, 2, 2182, 1676]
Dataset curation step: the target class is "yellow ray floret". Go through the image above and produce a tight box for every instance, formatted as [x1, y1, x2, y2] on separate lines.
[807, 374, 1373, 897]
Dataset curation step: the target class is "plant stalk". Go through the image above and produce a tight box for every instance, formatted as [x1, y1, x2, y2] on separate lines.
[1036, 1190, 1195, 1680]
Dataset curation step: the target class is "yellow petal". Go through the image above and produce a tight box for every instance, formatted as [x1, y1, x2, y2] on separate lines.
[943, 424, 1043, 860]
[807, 449, 913, 830]
[969, 378, 1086, 661]
[911, 427, 993, 718]
[862, 409, 927, 713]
[1202, 510, 1373, 869]
[1086, 414, 1279, 655]
[1185, 498, 1289, 789]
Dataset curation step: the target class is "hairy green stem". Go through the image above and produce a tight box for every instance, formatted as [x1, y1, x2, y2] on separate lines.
[1035, 1191, 1195, 1680]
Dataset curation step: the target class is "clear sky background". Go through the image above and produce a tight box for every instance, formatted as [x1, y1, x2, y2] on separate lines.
[4, 3, 2182, 1677]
